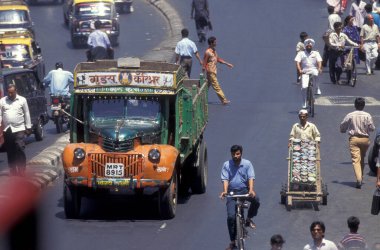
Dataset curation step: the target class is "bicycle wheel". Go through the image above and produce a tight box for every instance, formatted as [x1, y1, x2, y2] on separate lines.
[307, 86, 314, 117]
[351, 61, 357, 87]
[236, 213, 245, 250]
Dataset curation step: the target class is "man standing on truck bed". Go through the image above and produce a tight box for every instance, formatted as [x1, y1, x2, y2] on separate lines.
[175, 28, 203, 78]
[0, 84, 31, 176]
[203, 36, 234, 105]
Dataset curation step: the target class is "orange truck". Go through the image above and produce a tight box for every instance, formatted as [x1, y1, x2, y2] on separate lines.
[62, 58, 208, 219]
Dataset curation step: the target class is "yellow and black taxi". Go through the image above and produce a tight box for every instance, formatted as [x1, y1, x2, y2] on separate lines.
[63, 0, 120, 48]
[0, 30, 45, 81]
[0, 1, 34, 36]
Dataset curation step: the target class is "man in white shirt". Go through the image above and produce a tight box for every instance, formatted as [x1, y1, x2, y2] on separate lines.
[327, 0, 347, 15]
[0, 84, 31, 176]
[304, 221, 338, 250]
[175, 28, 203, 78]
[360, 14, 380, 75]
[349, 0, 367, 29]
[329, 22, 359, 84]
[295, 39, 322, 108]
[328, 5, 341, 30]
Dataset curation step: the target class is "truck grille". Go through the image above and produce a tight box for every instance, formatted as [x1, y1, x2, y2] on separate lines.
[89, 153, 144, 177]
[102, 138, 133, 152]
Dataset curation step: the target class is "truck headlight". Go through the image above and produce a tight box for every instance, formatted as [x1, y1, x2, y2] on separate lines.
[148, 148, 160, 163]
[74, 148, 85, 160]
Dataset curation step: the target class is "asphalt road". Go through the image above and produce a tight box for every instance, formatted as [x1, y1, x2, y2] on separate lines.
[3, 0, 380, 249]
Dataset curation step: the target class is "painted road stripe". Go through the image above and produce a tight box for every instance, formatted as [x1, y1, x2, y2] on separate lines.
[315, 96, 380, 106]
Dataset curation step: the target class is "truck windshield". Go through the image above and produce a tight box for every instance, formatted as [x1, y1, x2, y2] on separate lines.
[0, 44, 30, 61]
[90, 99, 160, 124]
[75, 3, 112, 17]
[0, 10, 29, 24]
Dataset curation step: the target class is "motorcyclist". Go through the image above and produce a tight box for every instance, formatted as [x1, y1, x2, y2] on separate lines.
[87, 20, 113, 61]
[43, 62, 74, 97]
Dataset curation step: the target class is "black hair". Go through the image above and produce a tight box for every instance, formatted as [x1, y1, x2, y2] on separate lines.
[365, 3, 373, 13]
[270, 234, 285, 245]
[181, 28, 189, 37]
[208, 36, 216, 46]
[328, 5, 335, 14]
[230, 145, 243, 154]
[94, 20, 102, 29]
[344, 15, 354, 26]
[347, 216, 360, 232]
[355, 97, 365, 110]
[55, 62, 63, 69]
[334, 21, 342, 29]
[7, 84, 16, 90]
[300, 32, 308, 40]
[310, 221, 326, 233]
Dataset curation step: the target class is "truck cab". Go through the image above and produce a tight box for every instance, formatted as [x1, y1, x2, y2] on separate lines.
[63, 58, 208, 219]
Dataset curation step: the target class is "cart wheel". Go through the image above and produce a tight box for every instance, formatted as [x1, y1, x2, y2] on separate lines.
[286, 196, 292, 211]
[322, 195, 327, 205]
[281, 195, 286, 205]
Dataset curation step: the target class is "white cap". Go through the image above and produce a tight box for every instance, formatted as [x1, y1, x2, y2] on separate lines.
[299, 109, 308, 115]
[304, 38, 315, 47]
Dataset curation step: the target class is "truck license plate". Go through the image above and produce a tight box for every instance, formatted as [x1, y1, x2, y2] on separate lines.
[105, 163, 124, 177]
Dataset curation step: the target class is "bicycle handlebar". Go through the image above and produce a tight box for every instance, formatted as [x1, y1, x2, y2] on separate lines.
[225, 193, 250, 198]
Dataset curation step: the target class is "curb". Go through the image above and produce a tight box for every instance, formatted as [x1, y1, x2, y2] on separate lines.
[1, 0, 183, 188]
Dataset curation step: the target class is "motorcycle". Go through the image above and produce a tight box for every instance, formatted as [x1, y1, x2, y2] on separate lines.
[50, 95, 70, 133]
[86, 46, 114, 62]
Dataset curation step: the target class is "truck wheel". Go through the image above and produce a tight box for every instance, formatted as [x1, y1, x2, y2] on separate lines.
[34, 118, 44, 141]
[71, 35, 80, 48]
[64, 183, 81, 219]
[158, 170, 177, 219]
[368, 147, 377, 174]
[191, 141, 208, 194]
[55, 116, 63, 133]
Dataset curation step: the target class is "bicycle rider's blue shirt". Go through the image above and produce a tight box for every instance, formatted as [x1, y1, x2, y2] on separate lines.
[221, 158, 255, 191]
[43, 68, 74, 96]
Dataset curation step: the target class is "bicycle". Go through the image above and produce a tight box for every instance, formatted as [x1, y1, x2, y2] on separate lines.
[302, 72, 315, 117]
[343, 46, 359, 87]
[226, 193, 250, 250]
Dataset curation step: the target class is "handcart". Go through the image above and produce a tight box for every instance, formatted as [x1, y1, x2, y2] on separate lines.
[280, 139, 328, 211]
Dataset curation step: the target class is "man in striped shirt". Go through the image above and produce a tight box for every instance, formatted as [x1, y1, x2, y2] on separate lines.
[337, 216, 368, 250]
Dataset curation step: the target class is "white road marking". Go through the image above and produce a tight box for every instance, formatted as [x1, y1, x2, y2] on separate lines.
[315, 96, 380, 106]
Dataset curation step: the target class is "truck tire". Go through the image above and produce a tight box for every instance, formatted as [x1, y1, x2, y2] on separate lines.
[158, 170, 177, 219]
[34, 118, 44, 141]
[64, 183, 81, 219]
[368, 147, 377, 174]
[191, 141, 208, 194]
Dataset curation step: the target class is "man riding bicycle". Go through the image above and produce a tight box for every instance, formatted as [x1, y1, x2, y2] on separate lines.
[294, 38, 323, 109]
[220, 145, 260, 250]
[43, 62, 74, 97]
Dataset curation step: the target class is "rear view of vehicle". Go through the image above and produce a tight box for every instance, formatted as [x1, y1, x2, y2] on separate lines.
[114, 0, 133, 13]
[50, 95, 70, 133]
[68, 0, 119, 48]
[0, 1, 34, 37]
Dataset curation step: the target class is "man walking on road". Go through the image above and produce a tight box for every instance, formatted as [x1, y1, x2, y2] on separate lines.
[327, 0, 347, 15]
[360, 14, 380, 75]
[191, 0, 210, 42]
[304, 221, 338, 250]
[340, 97, 375, 189]
[337, 216, 368, 250]
[203, 36, 233, 105]
[175, 28, 202, 78]
[0, 84, 32, 176]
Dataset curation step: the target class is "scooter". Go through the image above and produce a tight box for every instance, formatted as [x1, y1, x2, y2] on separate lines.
[50, 95, 70, 133]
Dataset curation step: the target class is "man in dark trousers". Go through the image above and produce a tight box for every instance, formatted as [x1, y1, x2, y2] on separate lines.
[0, 84, 31, 176]
[191, 0, 210, 42]
[175, 28, 202, 78]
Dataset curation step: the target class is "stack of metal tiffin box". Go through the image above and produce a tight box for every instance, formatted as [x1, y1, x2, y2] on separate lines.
[290, 139, 318, 191]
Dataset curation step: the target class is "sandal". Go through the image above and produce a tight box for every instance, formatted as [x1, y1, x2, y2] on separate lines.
[245, 218, 256, 229]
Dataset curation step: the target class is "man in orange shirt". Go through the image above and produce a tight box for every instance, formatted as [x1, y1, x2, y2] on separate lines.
[203, 36, 233, 105]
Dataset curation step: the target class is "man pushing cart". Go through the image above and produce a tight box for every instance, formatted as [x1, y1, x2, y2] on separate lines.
[281, 109, 328, 210]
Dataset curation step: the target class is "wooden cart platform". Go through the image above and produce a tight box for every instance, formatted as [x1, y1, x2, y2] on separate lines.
[280, 139, 328, 211]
